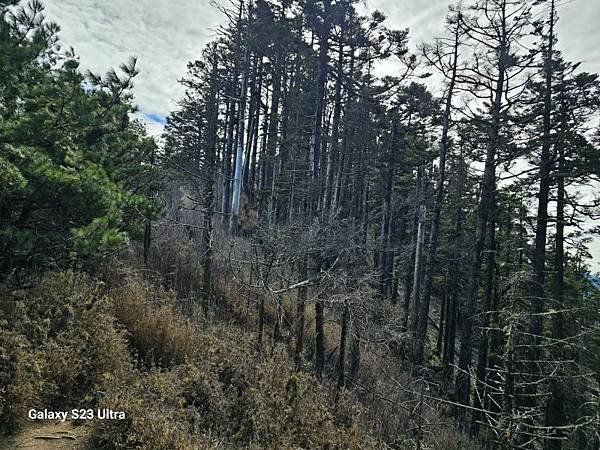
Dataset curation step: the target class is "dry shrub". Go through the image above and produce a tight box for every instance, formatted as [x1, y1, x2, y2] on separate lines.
[95, 274, 379, 449]
[0, 329, 41, 432]
[91, 366, 220, 450]
[352, 344, 478, 450]
[0, 271, 130, 432]
[233, 348, 376, 449]
[144, 225, 204, 304]
[109, 278, 201, 366]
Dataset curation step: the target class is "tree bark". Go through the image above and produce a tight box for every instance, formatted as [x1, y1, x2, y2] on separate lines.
[471, 199, 497, 435]
[545, 111, 565, 450]
[409, 167, 426, 334]
[531, 0, 555, 377]
[455, 6, 508, 416]
[229, 13, 252, 237]
[413, 21, 460, 365]
[202, 48, 220, 314]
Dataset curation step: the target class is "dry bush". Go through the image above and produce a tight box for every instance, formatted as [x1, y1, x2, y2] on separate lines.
[0, 271, 130, 432]
[91, 366, 220, 450]
[109, 277, 202, 366]
[143, 224, 204, 305]
[126, 220, 477, 449]
[94, 273, 380, 449]
[348, 329, 478, 450]
[232, 348, 376, 449]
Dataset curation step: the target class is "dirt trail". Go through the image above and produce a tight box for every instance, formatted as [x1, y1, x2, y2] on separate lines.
[0, 421, 90, 449]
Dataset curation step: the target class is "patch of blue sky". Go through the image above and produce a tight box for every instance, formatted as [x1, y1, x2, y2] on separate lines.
[145, 113, 167, 124]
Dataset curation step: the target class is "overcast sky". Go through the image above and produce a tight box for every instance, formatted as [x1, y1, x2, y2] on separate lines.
[42, 0, 600, 270]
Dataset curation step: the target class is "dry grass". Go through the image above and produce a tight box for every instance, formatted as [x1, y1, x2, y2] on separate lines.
[0, 272, 129, 433]
[1, 228, 479, 449]
[92, 270, 380, 449]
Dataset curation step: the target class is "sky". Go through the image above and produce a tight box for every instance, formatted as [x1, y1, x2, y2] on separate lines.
[42, 0, 600, 270]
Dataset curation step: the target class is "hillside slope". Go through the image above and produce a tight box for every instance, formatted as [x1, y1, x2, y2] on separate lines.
[0, 268, 380, 449]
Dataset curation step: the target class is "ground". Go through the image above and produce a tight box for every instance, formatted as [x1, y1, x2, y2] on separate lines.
[0, 421, 90, 449]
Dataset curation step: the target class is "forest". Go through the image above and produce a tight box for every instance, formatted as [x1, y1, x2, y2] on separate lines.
[1, 0, 599, 448]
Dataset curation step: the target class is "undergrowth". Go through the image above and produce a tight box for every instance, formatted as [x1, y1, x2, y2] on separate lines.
[0, 234, 477, 449]
[0, 268, 378, 449]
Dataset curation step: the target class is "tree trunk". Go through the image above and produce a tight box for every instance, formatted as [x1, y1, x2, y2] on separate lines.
[471, 199, 497, 435]
[403, 187, 420, 331]
[455, 19, 507, 417]
[443, 156, 465, 378]
[337, 301, 349, 393]
[309, 0, 331, 380]
[545, 114, 565, 450]
[413, 22, 460, 365]
[378, 122, 397, 300]
[409, 167, 426, 334]
[222, 99, 237, 226]
[229, 21, 252, 237]
[332, 47, 355, 217]
[263, 57, 282, 216]
[531, 0, 555, 378]
[202, 49, 220, 314]
[294, 255, 308, 370]
[324, 32, 345, 215]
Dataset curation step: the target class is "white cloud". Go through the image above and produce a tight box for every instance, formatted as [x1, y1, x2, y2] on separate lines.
[43, 0, 600, 122]
[43, 0, 222, 119]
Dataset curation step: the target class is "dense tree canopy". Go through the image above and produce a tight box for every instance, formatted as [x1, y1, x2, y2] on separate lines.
[0, 0, 159, 273]
[163, 0, 600, 447]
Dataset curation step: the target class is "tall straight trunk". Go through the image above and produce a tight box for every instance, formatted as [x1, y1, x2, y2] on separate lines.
[249, 88, 264, 200]
[413, 22, 460, 365]
[409, 168, 426, 334]
[309, 0, 331, 380]
[229, 39, 252, 236]
[221, 2, 244, 227]
[498, 300, 517, 450]
[486, 208, 511, 417]
[545, 125, 565, 450]
[403, 189, 420, 331]
[437, 287, 447, 356]
[531, 0, 555, 368]
[471, 200, 497, 435]
[276, 53, 297, 222]
[244, 55, 262, 201]
[353, 108, 367, 233]
[263, 58, 282, 215]
[455, 12, 508, 416]
[443, 203, 463, 377]
[442, 155, 466, 377]
[288, 144, 297, 225]
[294, 254, 308, 370]
[323, 34, 344, 215]
[258, 87, 270, 193]
[382, 213, 395, 300]
[391, 216, 406, 305]
[222, 99, 237, 225]
[308, 0, 331, 191]
[379, 123, 397, 300]
[219, 100, 230, 208]
[337, 302, 349, 393]
[143, 219, 151, 264]
[317, 101, 331, 212]
[315, 279, 325, 379]
[202, 50, 220, 312]
[332, 47, 355, 216]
